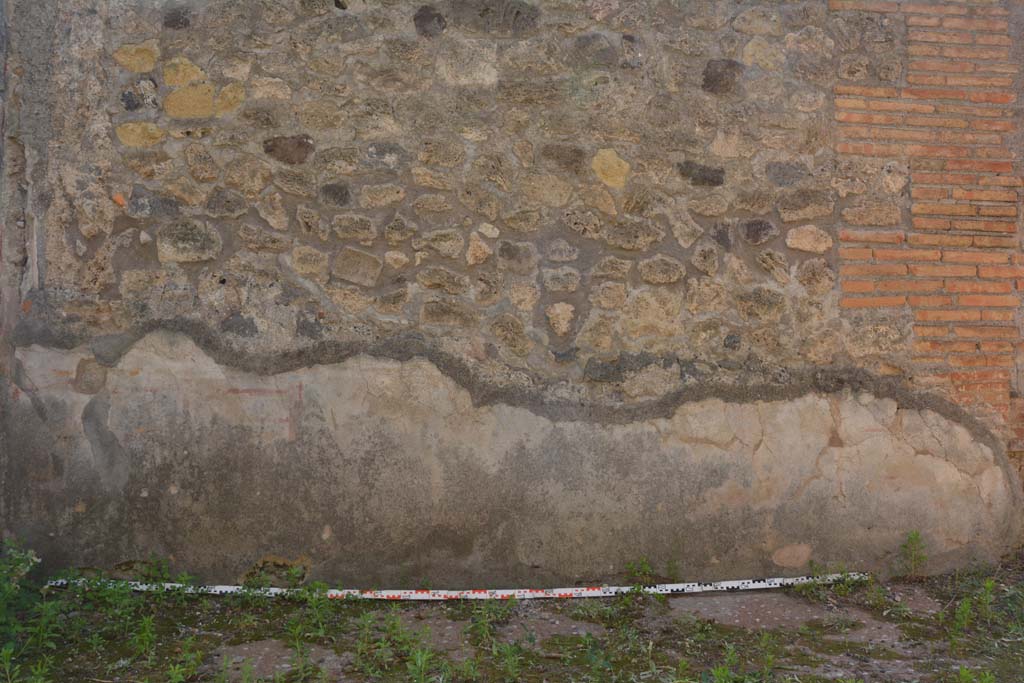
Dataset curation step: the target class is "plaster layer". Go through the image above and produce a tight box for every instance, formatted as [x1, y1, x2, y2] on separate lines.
[4, 331, 1019, 585]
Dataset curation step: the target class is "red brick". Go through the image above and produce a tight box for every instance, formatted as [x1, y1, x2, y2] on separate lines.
[909, 264, 977, 277]
[835, 85, 900, 98]
[971, 119, 1015, 132]
[906, 115, 969, 128]
[949, 354, 1014, 368]
[915, 340, 976, 353]
[938, 104, 1012, 118]
[840, 125, 934, 142]
[911, 203, 976, 216]
[915, 325, 950, 337]
[907, 16, 942, 29]
[944, 160, 1013, 172]
[979, 265, 1024, 278]
[912, 172, 977, 185]
[941, 250, 1009, 264]
[903, 3, 967, 15]
[835, 97, 868, 110]
[952, 189, 1017, 202]
[969, 91, 1016, 105]
[836, 142, 903, 157]
[940, 46, 1009, 60]
[841, 280, 875, 293]
[946, 369, 1011, 382]
[976, 35, 1012, 47]
[840, 264, 908, 276]
[953, 325, 1018, 339]
[877, 279, 943, 292]
[908, 60, 974, 73]
[902, 87, 968, 100]
[912, 187, 950, 200]
[973, 236, 1017, 248]
[915, 309, 981, 321]
[978, 205, 1017, 218]
[907, 72, 946, 85]
[835, 111, 902, 125]
[946, 75, 1014, 88]
[908, 234, 972, 247]
[909, 295, 954, 307]
[908, 31, 973, 45]
[978, 175, 1022, 186]
[913, 217, 952, 230]
[875, 248, 941, 261]
[942, 18, 1009, 32]
[950, 219, 1016, 233]
[828, 0, 899, 10]
[839, 229, 904, 244]
[841, 295, 906, 309]
[869, 100, 935, 113]
[958, 294, 1019, 307]
[944, 280, 1013, 293]
[839, 247, 872, 260]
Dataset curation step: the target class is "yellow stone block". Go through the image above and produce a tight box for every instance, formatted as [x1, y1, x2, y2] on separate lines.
[164, 83, 216, 120]
[215, 82, 247, 115]
[115, 122, 165, 148]
[591, 148, 630, 189]
[113, 39, 160, 73]
[163, 56, 206, 87]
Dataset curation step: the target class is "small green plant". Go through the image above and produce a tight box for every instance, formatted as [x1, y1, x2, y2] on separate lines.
[898, 531, 927, 578]
[625, 557, 656, 585]
[1, 645, 22, 683]
[166, 662, 188, 683]
[466, 599, 516, 646]
[456, 656, 481, 682]
[947, 597, 975, 651]
[406, 648, 434, 683]
[298, 582, 332, 638]
[976, 577, 996, 623]
[0, 540, 40, 643]
[581, 633, 612, 679]
[492, 641, 523, 682]
[955, 666, 996, 683]
[130, 614, 156, 659]
[285, 565, 306, 589]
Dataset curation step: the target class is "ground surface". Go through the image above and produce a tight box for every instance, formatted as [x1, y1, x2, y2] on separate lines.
[2, 546, 1023, 682]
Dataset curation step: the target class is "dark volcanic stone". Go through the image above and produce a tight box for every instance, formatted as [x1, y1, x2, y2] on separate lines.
[765, 161, 807, 186]
[414, 5, 447, 37]
[449, 0, 539, 35]
[121, 91, 142, 111]
[677, 160, 725, 187]
[702, 59, 745, 94]
[263, 135, 315, 165]
[320, 183, 351, 207]
[127, 186, 180, 220]
[541, 144, 585, 175]
[205, 187, 248, 218]
[163, 6, 190, 29]
[740, 219, 779, 245]
[365, 142, 408, 169]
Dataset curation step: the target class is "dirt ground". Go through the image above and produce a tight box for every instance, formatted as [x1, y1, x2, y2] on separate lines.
[4, 549, 1024, 682]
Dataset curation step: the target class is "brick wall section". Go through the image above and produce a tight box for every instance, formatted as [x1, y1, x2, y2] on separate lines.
[831, 0, 1022, 437]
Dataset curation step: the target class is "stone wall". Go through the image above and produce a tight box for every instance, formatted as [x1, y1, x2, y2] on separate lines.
[0, 0, 1022, 585]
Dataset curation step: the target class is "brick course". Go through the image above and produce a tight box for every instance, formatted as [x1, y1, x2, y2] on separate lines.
[832, 0, 1021, 434]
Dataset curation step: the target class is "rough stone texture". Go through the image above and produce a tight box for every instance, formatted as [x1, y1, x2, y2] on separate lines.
[0, 0, 1021, 584]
